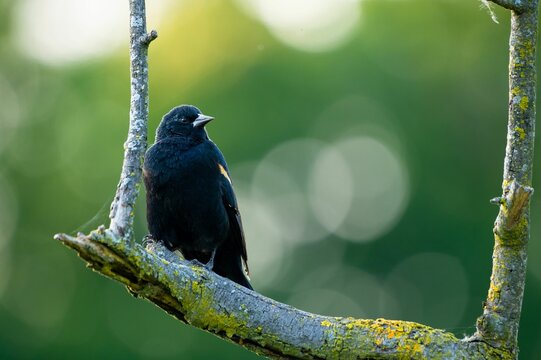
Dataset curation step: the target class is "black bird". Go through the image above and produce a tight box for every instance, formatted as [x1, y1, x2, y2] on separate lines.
[143, 105, 252, 289]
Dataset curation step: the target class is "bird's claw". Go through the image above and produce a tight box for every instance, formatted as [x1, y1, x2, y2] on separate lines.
[188, 250, 216, 271]
[188, 258, 206, 268]
[142, 234, 156, 248]
[205, 249, 217, 271]
[204, 259, 214, 271]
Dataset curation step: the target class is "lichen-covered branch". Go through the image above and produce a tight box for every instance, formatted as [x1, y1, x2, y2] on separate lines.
[54, 231, 510, 359]
[108, 0, 157, 240]
[474, 1, 538, 355]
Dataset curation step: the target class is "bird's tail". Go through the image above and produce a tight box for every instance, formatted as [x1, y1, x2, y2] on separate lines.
[229, 268, 253, 290]
[213, 250, 253, 290]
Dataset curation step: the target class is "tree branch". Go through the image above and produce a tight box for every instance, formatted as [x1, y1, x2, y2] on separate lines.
[54, 231, 509, 359]
[474, 2, 538, 354]
[108, 0, 157, 240]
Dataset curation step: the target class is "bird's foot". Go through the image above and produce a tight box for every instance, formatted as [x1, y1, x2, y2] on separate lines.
[142, 234, 156, 248]
[204, 249, 217, 271]
[188, 258, 206, 267]
[187, 249, 217, 271]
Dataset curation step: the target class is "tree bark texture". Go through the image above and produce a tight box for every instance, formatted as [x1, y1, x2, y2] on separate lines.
[55, 231, 510, 359]
[474, 1, 538, 355]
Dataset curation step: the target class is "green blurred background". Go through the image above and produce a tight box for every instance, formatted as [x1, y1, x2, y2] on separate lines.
[1, 0, 541, 358]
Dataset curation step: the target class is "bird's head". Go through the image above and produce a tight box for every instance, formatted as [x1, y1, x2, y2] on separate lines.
[155, 105, 214, 142]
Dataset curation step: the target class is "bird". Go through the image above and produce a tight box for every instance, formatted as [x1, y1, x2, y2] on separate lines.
[143, 105, 252, 290]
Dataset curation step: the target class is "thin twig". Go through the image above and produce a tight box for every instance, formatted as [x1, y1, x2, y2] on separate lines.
[108, 0, 157, 239]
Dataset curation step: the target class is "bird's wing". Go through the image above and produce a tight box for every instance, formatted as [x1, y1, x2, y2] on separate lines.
[218, 162, 249, 275]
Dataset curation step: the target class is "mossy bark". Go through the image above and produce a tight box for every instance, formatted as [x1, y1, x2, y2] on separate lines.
[55, 231, 511, 359]
[474, 1, 538, 356]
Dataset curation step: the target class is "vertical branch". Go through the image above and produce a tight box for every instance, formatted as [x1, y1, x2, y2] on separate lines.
[475, 2, 538, 354]
[109, 0, 157, 240]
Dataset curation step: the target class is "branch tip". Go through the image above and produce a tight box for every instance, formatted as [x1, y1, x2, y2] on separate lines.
[53, 233, 65, 241]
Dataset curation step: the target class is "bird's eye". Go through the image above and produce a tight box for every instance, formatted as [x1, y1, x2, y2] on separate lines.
[180, 117, 189, 123]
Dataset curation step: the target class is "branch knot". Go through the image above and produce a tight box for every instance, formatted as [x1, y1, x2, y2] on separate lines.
[501, 180, 533, 229]
[140, 30, 158, 46]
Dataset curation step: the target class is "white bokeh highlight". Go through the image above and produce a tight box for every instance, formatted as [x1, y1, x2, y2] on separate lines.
[13, 0, 174, 65]
[251, 139, 333, 244]
[236, 189, 288, 288]
[329, 136, 409, 242]
[228, 162, 291, 288]
[308, 146, 354, 233]
[242, 133, 408, 252]
[236, 0, 361, 52]
[233, 133, 409, 288]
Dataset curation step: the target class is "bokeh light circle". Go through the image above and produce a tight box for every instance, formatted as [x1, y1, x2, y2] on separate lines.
[252, 138, 333, 244]
[13, 0, 174, 65]
[236, 0, 361, 52]
[235, 187, 288, 288]
[246, 135, 408, 246]
[14, 0, 128, 65]
[308, 146, 354, 233]
[311, 95, 400, 142]
[252, 160, 307, 243]
[329, 136, 409, 242]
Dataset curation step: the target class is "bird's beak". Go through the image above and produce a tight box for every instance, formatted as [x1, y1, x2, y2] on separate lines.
[193, 114, 214, 128]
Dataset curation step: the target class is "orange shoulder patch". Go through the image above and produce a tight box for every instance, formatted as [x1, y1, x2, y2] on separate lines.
[218, 164, 232, 184]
